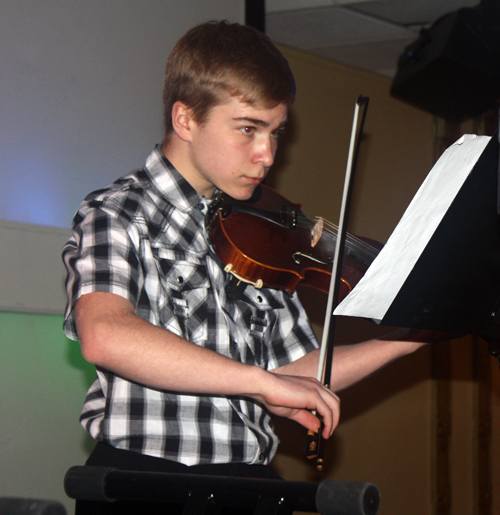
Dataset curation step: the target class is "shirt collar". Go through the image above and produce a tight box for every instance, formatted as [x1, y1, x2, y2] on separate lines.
[144, 145, 203, 213]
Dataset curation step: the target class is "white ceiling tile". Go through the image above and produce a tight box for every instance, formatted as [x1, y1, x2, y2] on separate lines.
[311, 36, 417, 76]
[265, 0, 486, 77]
[267, 6, 414, 50]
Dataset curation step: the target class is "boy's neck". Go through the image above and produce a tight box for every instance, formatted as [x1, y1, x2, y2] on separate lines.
[161, 136, 216, 199]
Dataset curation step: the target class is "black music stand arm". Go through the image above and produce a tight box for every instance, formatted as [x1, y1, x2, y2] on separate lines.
[493, 122, 500, 360]
[497, 112, 500, 218]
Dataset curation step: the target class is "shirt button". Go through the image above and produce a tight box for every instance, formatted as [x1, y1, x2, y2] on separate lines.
[257, 296, 263, 303]
[198, 203, 205, 211]
[177, 276, 184, 284]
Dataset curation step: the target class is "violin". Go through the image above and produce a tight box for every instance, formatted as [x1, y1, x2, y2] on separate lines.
[206, 184, 381, 297]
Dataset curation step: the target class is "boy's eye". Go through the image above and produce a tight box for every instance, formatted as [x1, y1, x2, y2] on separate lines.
[242, 126, 254, 135]
[271, 128, 285, 138]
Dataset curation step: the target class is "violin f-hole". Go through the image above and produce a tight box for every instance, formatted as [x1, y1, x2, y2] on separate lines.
[292, 252, 329, 266]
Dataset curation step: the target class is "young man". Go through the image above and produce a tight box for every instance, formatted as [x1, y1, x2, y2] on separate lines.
[62, 20, 426, 510]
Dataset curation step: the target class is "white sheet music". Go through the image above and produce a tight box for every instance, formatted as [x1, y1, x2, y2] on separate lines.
[334, 134, 491, 321]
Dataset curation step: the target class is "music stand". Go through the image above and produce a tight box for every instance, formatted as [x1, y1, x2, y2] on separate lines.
[335, 133, 500, 356]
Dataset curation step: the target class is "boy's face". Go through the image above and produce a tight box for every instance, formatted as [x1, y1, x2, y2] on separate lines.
[182, 97, 288, 200]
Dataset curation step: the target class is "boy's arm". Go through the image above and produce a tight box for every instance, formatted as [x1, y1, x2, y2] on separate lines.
[273, 329, 433, 392]
[75, 291, 340, 439]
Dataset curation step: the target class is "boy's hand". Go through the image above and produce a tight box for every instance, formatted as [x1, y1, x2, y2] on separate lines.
[250, 372, 340, 439]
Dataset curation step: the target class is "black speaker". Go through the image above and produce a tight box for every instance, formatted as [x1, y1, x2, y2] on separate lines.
[391, 7, 500, 121]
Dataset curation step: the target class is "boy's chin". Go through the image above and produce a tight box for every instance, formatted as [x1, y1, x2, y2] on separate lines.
[226, 184, 262, 202]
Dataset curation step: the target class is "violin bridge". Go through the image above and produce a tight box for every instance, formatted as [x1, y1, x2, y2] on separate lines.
[311, 217, 324, 248]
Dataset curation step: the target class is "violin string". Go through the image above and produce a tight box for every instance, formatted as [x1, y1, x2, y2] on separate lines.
[319, 219, 372, 248]
[294, 213, 379, 256]
[299, 214, 373, 250]
[296, 219, 377, 259]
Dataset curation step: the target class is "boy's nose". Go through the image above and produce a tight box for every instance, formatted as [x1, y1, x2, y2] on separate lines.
[254, 137, 276, 168]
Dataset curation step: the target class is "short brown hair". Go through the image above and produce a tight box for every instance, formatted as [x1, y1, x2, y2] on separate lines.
[162, 20, 296, 139]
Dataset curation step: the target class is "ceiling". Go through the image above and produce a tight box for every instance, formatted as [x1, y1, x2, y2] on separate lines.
[265, 0, 480, 78]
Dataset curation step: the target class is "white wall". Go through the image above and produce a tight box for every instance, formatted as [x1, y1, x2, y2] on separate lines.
[1, 0, 243, 229]
[0, 221, 70, 314]
[0, 0, 244, 314]
[0, 3, 244, 513]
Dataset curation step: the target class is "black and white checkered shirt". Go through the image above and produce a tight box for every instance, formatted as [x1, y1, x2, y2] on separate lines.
[62, 146, 319, 466]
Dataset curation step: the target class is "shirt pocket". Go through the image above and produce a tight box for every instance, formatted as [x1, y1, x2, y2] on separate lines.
[243, 289, 284, 367]
[152, 246, 211, 344]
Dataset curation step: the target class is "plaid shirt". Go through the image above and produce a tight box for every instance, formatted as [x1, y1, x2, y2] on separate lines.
[62, 146, 318, 466]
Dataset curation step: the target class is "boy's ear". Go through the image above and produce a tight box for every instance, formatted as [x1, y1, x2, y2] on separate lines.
[171, 101, 195, 142]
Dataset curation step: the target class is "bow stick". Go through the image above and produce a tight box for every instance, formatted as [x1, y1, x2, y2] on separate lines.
[307, 95, 370, 471]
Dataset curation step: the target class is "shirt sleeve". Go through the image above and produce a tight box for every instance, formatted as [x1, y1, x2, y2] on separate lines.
[62, 201, 143, 341]
[266, 290, 319, 370]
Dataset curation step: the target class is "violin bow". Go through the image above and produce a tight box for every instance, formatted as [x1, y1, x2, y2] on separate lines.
[307, 95, 370, 471]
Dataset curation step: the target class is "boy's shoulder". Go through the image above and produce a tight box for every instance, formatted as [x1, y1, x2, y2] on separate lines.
[82, 168, 153, 214]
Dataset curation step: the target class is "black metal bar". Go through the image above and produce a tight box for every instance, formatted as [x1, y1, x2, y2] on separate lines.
[64, 466, 380, 515]
[254, 495, 292, 515]
[245, 0, 266, 33]
[182, 490, 221, 515]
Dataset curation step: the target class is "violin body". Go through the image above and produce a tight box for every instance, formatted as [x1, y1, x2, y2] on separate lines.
[206, 185, 380, 297]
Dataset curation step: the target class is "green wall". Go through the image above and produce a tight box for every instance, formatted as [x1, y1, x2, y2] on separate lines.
[0, 311, 94, 512]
